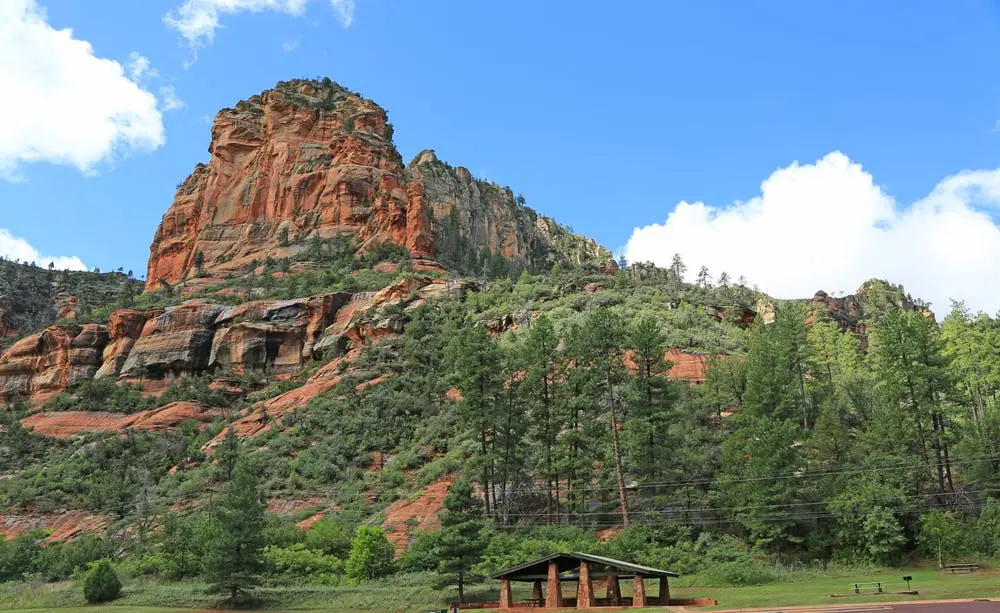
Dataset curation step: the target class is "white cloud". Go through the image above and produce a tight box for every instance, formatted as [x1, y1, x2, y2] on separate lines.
[624, 151, 1000, 315]
[282, 39, 300, 52]
[164, 0, 354, 49]
[330, 0, 354, 27]
[0, 229, 86, 270]
[0, 0, 165, 179]
[126, 52, 158, 82]
[159, 85, 186, 111]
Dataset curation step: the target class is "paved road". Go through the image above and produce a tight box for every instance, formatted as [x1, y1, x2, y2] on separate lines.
[893, 603, 1000, 613]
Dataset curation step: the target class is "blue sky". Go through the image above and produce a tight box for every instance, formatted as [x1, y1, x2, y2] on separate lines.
[4, 1, 1000, 311]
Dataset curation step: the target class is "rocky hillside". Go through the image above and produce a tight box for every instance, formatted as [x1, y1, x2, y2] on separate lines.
[146, 79, 609, 294]
[2, 78, 981, 599]
[0, 260, 142, 350]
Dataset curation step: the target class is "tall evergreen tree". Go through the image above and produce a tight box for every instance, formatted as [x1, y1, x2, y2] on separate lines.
[569, 308, 632, 527]
[436, 479, 488, 604]
[626, 317, 676, 491]
[203, 456, 266, 602]
[447, 323, 503, 519]
[521, 313, 562, 523]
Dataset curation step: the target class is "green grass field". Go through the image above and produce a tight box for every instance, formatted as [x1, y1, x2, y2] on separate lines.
[3, 568, 1000, 612]
[674, 567, 1000, 610]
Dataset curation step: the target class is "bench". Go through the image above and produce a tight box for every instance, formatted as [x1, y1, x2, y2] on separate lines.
[852, 582, 884, 594]
[944, 563, 982, 573]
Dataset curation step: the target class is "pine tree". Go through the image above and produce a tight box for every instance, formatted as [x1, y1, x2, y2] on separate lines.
[436, 479, 488, 604]
[203, 456, 267, 602]
[447, 323, 503, 519]
[870, 308, 955, 495]
[569, 308, 631, 526]
[743, 304, 811, 426]
[626, 317, 676, 490]
[521, 313, 562, 523]
[215, 427, 240, 481]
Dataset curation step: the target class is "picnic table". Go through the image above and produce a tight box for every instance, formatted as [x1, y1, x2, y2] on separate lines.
[944, 563, 982, 573]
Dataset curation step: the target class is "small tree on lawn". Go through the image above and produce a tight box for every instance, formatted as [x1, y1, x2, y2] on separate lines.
[436, 479, 488, 604]
[345, 526, 395, 583]
[203, 455, 266, 603]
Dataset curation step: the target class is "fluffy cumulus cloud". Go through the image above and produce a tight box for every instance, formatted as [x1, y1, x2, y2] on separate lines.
[165, 0, 354, 49]
[0, 0, 165, 179]
[624, 151, 1000, 315]
[0, 229, 86, 270]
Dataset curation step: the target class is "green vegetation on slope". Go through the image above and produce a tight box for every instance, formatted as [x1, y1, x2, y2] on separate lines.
[0, 259, 142, 349]
[4, 254, 1000, 605]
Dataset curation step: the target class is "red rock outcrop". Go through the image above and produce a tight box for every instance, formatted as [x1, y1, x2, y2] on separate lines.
[0, 279, 436, 403]
[121, 302, 223, 378]
[96, 309, 153, 379]
[665, 348, 712, 383]
[0, 324, 108, 403]
[20, 401, 219, 438]
[0, 510, 109, 542]
[210, 292, 352, 373]
[145, 79, 610, 292]
[381, 477, 453, 556]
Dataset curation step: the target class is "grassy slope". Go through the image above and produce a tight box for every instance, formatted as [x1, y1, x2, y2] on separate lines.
[5, 568, 1000, 612]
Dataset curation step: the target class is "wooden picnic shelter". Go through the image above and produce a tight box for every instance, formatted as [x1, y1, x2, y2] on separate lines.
[490, 552, 678, 609]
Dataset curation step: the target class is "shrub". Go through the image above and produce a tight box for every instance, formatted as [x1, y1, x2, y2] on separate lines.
[37, 535, 114, 581]
[345, 526, 395, 583]
[398, 531, 442, 572]
[83, 559, 122, 603]
[701, 536, 777, 586]
[264, 543, 343, 585]
[705, 560, 778, 586]
[304, 516, 353, 558]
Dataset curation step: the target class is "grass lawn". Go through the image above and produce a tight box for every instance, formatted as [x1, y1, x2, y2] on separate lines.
[3, 568, 1000, 612]
[672, 567, 1000, 610]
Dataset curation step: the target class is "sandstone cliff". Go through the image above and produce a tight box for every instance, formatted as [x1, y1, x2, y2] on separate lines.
[0, 275, 471, 404]
[145, 79, 610, 292]
[408, 150, 609, 274]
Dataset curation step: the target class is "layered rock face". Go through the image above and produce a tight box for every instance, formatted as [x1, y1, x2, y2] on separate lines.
[145, 79, 610, 291]
[20, 402, 219, 438]
[0, 276, 464, 404]
[0, 324, 108, 404]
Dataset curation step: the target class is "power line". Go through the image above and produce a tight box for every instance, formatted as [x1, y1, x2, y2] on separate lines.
[500, 454, 1000, 495]
[495, 487, 1000, 519]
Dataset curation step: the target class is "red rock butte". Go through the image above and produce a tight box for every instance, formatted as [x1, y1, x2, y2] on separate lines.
[145, 78, 610, 293]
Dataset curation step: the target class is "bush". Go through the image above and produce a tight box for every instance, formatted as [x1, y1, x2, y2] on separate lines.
[83, 559, 122, 603]
[37, 535, 114, 581]
[345, 526, 395, 583]
[704, 560, 778, 586]
[304, 516, 353, 558]
[702, 536, 777, 586]
[264, 543, 343, 585]
[398, 531, 442, 572]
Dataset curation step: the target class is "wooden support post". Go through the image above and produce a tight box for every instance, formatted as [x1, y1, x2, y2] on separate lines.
[606, 572, 622, 605]
[500, 578, 513, 609]
[546, 561, 563, 609]
[576, 561, 595, 609]
[532, 580, 544, 603]
[633, 575, 647, 608]
[659, 577, 671, 605]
